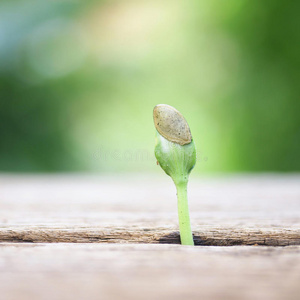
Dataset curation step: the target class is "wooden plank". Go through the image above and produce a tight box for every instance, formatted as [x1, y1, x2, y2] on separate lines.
[0, 174, 299, 245]
[0, 243, 299, 300]
[0, 174, 299, 300]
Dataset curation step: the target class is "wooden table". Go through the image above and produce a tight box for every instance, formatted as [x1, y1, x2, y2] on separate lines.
[0, 174, 299, 300]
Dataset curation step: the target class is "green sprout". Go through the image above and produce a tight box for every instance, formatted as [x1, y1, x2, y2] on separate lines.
[153, 104, 196, 245]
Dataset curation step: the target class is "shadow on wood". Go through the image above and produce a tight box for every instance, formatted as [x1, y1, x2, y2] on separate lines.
[158, 231, 300, 246]
[158, 232, 246, 246]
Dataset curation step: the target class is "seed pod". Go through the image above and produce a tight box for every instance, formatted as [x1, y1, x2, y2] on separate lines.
[153, 104, 192, 145]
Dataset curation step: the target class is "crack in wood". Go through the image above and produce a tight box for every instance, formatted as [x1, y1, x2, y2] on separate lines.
[0, 228, 299, 246]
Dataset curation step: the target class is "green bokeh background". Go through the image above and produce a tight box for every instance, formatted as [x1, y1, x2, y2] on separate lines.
[1, 0, 299, 173]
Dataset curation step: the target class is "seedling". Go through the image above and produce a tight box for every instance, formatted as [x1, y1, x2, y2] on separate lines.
[153, 104, 196, 245]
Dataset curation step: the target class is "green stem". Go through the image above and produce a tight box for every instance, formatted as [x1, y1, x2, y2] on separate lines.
[176, 181, 194, 245]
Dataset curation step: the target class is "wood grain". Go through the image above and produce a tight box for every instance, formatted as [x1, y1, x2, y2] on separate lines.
[0, 174, 299, 245]
[0, 226, 299, 246]
[0, 243, 299, 300]
[0, 174, 300, 300]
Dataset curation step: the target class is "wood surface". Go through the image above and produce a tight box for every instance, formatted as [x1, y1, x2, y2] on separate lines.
[0, 174, 299, 300]
[0, 243, 299, 300]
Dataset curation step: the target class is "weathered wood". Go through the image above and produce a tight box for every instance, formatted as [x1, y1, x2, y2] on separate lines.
[0, 174, 300, 300]
[0, 226, 299, 246]
[0, 243, 299, 300]
[0, 174, 299, 245]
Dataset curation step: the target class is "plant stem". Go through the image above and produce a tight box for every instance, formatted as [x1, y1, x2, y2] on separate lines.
[176, 181, 194, 245]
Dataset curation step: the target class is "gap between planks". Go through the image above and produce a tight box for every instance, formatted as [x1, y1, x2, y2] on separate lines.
[0, 226, 299, 246]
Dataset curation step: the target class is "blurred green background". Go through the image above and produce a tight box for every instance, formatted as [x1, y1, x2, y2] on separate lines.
[1, 0, 299, 173]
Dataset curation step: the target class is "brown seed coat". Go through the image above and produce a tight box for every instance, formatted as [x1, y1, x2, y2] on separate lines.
[153, 104, 192, 145]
